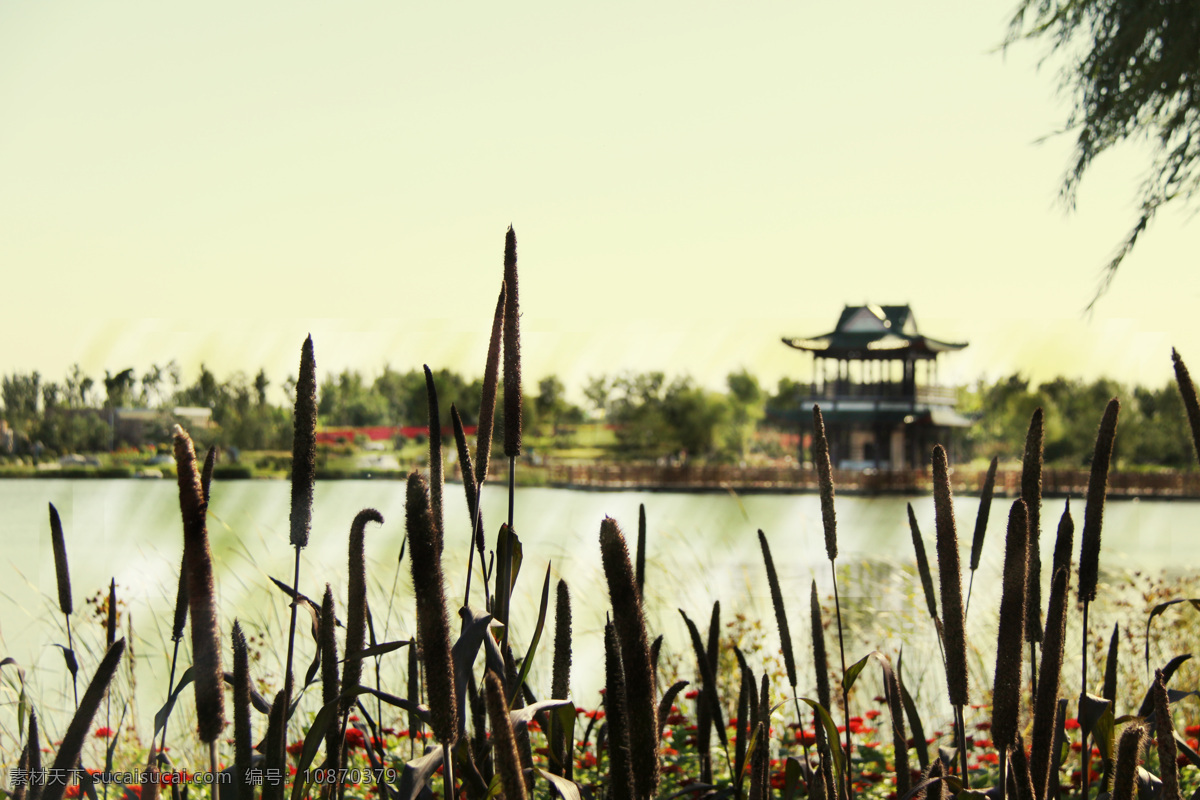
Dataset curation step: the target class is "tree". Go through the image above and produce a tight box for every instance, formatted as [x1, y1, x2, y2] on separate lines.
[1006, 0, 1200, 305]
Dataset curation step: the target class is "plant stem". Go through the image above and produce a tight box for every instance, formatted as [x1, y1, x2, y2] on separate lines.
[956, 704, 969, 788]
[1081, 600, 1091, 800]
[66, 615, 79, 709]
[209, 740, 220, 800]
[507, 456, 515, 530]
[830, 560, 852, 800]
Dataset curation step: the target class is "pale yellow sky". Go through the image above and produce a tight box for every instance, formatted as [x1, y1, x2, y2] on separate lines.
[1, 1, 1196, 403]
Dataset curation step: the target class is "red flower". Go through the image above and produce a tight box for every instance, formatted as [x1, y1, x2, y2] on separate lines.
[975, 721, 992, 731]
[978, 753, 999, 765]
[865, 710, 882, 721]
[1187, 725, 1200, 736]
[287, 741, 305, 755]
[345, 728, 367, 749]
[796, 730, 818, 747]
[94, 727, 114, 738]
[1065, 719, 1082, 731]
[685, 690, 700, 699]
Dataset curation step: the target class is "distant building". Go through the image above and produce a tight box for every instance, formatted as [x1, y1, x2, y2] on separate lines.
[782, 304, 971, 470]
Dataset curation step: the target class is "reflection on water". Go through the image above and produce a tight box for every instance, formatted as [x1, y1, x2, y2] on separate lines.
[0, 480, 1193, 745]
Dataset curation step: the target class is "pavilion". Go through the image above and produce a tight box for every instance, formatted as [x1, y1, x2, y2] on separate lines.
[782, 304, 971, 470]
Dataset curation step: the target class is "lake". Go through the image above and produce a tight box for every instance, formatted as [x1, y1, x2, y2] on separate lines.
[1, 478, 1195, 750]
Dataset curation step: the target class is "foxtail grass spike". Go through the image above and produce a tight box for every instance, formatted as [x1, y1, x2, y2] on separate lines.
[174, 426, 225, 743]
[476, 282, 506, 486]
[603, 623, 635, 800]
[758, 530, 797, 689]
[1050, 500, 1074, 582]
[343, 508, 383, 713]
[599, 517, 659, 800]
[48, 503, 72, 616]
[290, 335, 316, 548]
[883, 658, 910, 799]
[502, 226, 522, 458]
[1172, 349, 1200, 464]
[41, 639, 126, 800]
[1103, 624, 1119, 704]
[1153, 669, 1181, 800]
[907, 504, 938, 621]
[14, 743, 28, 800]
[485, 669, 527, 800]
[993, 500, 1029, 752]
[810, 580, 831, 711]
[970, 456, 998, 571]
[1111, 723, 1145, 800]
[932, 445, 968, 707]
[171, 559, 188, 642]
[106, 579, 117, 647]
[406, 472, 458, 745]
[201, 446, 217, 504]
[1022, 409, 1045, 643]
[320, 584, 340, 769]
[424, 366, 444, 549]
[1030, 567, 1070, 800]
[263, 679, 290, 800]
[551, 579, 572, 779]
[812, 406, 837, 561]
[1080, 398, 1119, 602]
[451, 404, 485, 557]
[232, 621, 252, 799]
[407, 637, 423, 747]
[636, 504, 646, 598]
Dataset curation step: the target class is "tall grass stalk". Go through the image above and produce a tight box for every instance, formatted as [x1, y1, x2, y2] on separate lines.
[502, 225, 521, 531]
[932, 445, 969, 785]
[812, 405, 852, 800]
[964, 455, 998, 621]
[1021, 409, 1045, 701]
[992, 500, 1029, 800]
[1079, 398, 1120, 800]
[41, 639, 126, 800]
[283, 335, 318, 772]
[48, 502, 78, 709]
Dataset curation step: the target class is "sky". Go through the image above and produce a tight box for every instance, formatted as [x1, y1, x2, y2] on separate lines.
[1, 1, 1197, 406]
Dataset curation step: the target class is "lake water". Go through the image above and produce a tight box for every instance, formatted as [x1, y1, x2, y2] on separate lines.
[1, 478, 1196, 753]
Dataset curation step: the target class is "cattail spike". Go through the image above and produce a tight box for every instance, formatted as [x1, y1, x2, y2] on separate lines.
[502, 226, 522, 458]
[603, 623, 634, 800]
[1079, 399, 1120, 603]
[106, 579, 117, 648]
[342, 508, 383, 713]
[407, 472, 457, 744]
[231, 621, 252, 798]
[758, 530, 797, 689]
[450, 404, 485, 555]
[48, 503, 72, 616]
[550, 580, 573, 779]
[174, 426, 225, 744]
[812, 406, 837, 561]
[201, 446, 217, 504]
[27, 709, 41, 800]
[1030, 567, 1070, 800]
[170, 558, 188, 643]
[993, 500, 1029, 751]
[476, 283, 506, 486]
[1050, 500, 1074, 583]
[599, 517, 659, 800]
[1172, 349, 1200, 465]
[635, 504, 647, 598]
[907, 504, 938, 621]
[932, 445, 968, 706]
[1102, 624, 1120, 705]
[41, 640, 126, 800]
[320, 584, 340, 769]
[423, 366, 444, 552]
[1022, 409, 1045, 643]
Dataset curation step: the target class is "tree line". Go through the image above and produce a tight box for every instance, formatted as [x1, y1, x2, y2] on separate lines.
[0, 362, 1195, 469]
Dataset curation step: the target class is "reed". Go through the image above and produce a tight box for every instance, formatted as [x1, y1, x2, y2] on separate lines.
[599, 517, 658, 800]
[551, 579, 573, 779]
[484, 669, 527, 800]
[406, 472, 458, 747]
[1111, 723, 1145, 800]
[992, 499, 1029, 781]
[964, 455, 998, 620]
[603, 621, 634, 800]
[1172, 348, 1200, 463]
[174, 426, 225, 746]
[424, 365, 444, 551]
[1154, 669, 1181, 800]
[41, 639, 126, 800]
[231, 621, 252, 800]
[1021, 409, 1045, 704]
[931, 445, 969, 783]
[1078, 398, 1120, 800]
[48, 502, 78, 708]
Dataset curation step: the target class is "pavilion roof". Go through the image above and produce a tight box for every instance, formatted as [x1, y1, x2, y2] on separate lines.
[782, 304, 966, 359]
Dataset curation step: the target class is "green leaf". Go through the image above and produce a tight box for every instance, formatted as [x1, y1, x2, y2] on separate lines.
[535, 768, 584, 800]
[395, 745, 445, 800]
[1092, 708, 1116, 764]
[1079, 693, 1112, 742]
[1144, 600, 1200, 674]
[1136, 655, 1193, 718]
[843, 654, 873, 694]
[289, 695, 343, 800]
[782, 757, 804, 800]
[341, 640, 410, 663]
[153, 666, 195, 735]
[511, 562, 552, 704]
[800, 697, 844, 777]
